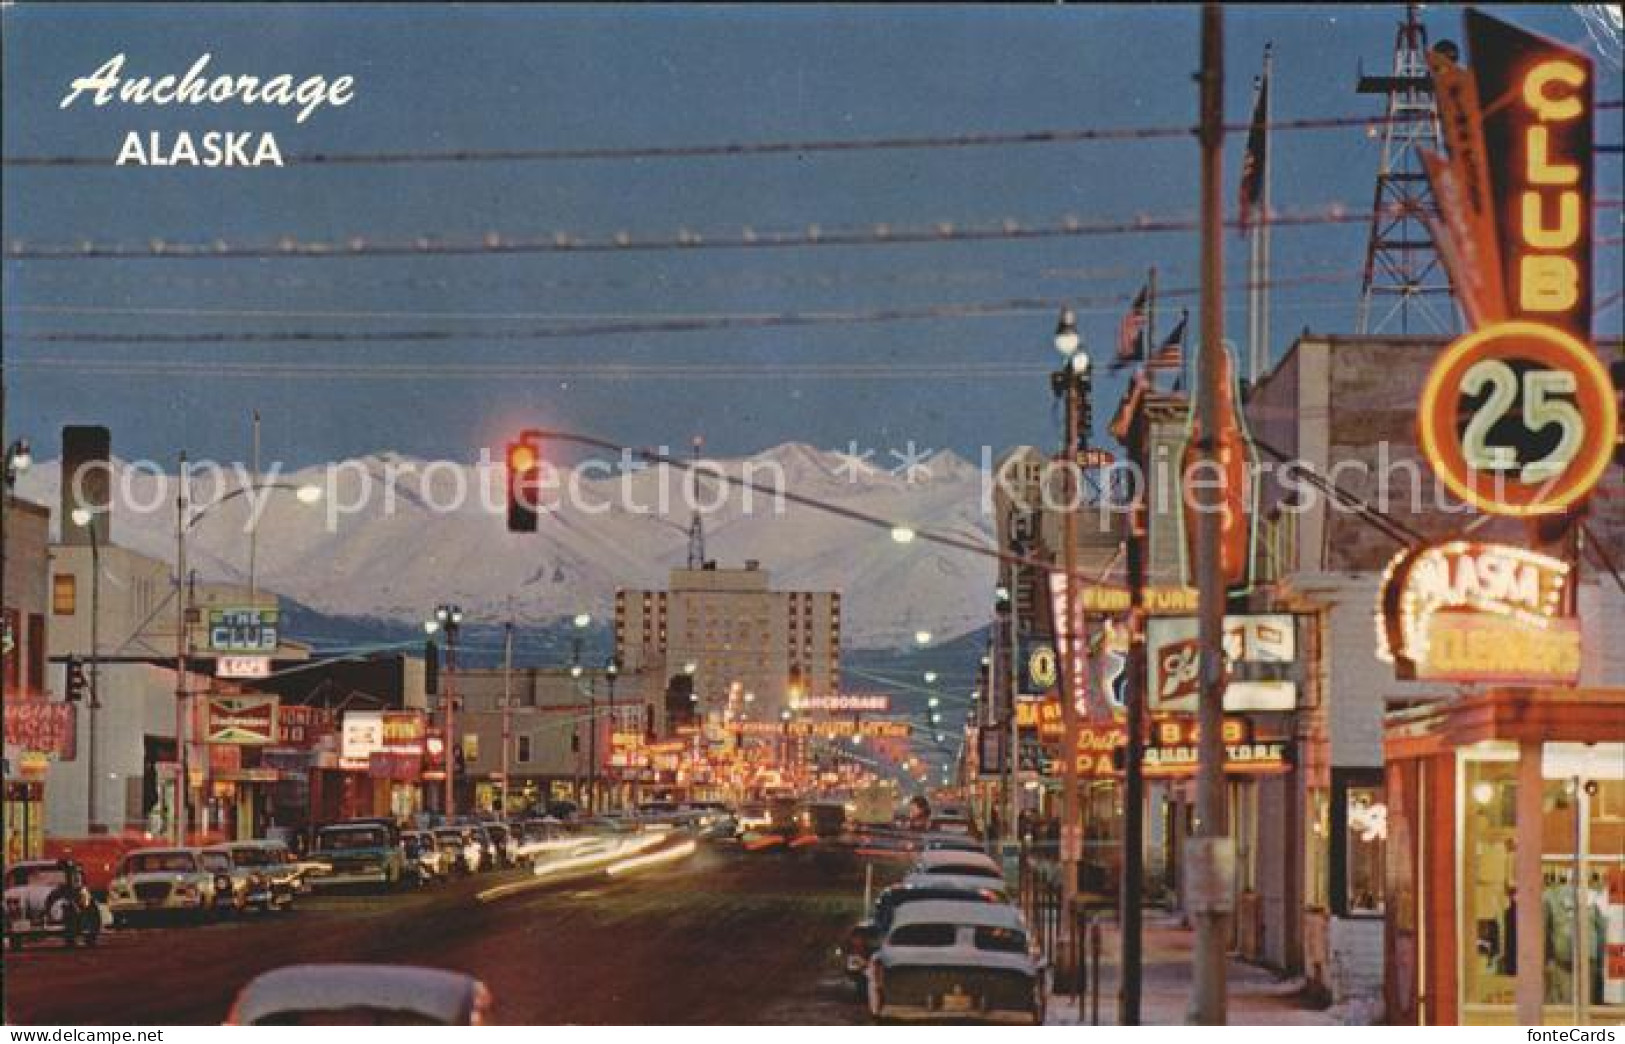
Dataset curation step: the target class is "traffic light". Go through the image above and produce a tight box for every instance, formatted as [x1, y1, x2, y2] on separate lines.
[64, 657, 87, 703]
[507, 431, 542, 533]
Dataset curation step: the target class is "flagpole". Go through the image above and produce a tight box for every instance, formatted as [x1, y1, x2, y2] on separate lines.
[1258, 42, 1273, 384]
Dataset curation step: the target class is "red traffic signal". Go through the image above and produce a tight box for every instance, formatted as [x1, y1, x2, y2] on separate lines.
[507, 431, 543, 533]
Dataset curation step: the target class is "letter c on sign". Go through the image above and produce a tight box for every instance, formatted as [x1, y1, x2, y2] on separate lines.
[1523, 60, 1585, 122]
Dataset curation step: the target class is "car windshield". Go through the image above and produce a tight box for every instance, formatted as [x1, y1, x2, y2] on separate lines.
[974, 927, 1028, 954]
[229, 847, 275, 866]
[318, 828, 388, 851]
[202, 852, 231, 872]
[125, 852, 197, 874]
[889, 923, 958, 947]
[923, 864, 1002, 881]
[8, 865, 67, 888]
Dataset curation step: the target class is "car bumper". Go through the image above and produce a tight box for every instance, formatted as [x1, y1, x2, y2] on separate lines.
[875, 1003, 1038, 1024]
[109, 895, 207, 913]
[310, 870, 390, 887]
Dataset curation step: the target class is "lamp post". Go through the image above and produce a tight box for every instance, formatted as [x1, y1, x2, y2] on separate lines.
[500, 616, 513, 820]
[605, 657, 620, 812]
[571, 613, 592, 812]
[1050, 307, 1090, 972]
[425, 605, 463, 819]
[70, 508, 103, 833]
[175, 469, 322, 841]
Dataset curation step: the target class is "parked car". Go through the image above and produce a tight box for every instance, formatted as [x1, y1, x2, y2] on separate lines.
[465, 823, 500, 872]
[867, 900, 1045, 1024]
[910, 849, 1005, 882]
[236, 839, 319, 898]
[433, 828, 480, 876]
[899, 872, 1011, 901]
[843, 879, 1010, 997]
[920, 833, 985, 855]
[106, 848, 225, 924]
[227, 963, 494, 1025]
[401, 831, 447, 884]
[205, 843, 290, 913]
[483, 823, 518, 868]
[5, 859, 103, 950]
[929, 814, 977, 838]
[310, 822, 407, 891]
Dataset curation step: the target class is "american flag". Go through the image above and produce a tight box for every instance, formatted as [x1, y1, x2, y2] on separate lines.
[1238, 62, 1270, 236]
[1114, 284, 1149, 367]
[1146, 310, 1188, 371]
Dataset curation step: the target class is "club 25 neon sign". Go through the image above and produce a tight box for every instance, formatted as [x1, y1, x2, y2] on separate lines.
[1418, 12, 1617, 518]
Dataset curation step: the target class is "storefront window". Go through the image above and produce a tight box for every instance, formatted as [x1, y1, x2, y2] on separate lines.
[1344, 785, 1387, 915]
[1306, 787, 1329, 910]
[1462, 754, 1518, 1012]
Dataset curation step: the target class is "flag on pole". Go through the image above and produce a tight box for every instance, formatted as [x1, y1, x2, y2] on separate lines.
[1113, 284, 1149, 369]
[1146, 310, 1188, 371]
[1238, 67, 1269, 236]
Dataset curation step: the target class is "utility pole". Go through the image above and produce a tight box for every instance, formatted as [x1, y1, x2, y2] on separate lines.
[500, 617, 513, 819]
[1119, 426, 1148, 1024]
[85, 513, 102, 833]
[173, 452, 190, 844]
[248, 409, 260, 606]
[1190, 3, 1231, 1024]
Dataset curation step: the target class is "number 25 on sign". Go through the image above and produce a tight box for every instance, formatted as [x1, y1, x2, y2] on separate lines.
[1418, 321, 1617, 517]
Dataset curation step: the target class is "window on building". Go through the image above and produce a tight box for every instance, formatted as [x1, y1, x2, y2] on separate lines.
[517, 735, 532, 763]
[52, 573, 77, 616]
[27, 614, 45, 695]
[1342, 785, 1386, 915]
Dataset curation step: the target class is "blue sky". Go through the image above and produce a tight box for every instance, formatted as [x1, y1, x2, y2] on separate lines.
[3, 3, 1619, 469]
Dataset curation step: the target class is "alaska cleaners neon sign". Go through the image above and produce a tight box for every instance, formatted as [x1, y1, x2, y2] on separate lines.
[1376, 540, 1578, 684]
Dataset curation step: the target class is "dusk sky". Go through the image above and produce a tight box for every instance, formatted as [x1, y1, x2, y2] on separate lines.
[4, 4, 1620, 470]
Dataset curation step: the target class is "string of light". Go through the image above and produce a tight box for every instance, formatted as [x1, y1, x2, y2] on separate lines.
[4, 103, 1618, 167]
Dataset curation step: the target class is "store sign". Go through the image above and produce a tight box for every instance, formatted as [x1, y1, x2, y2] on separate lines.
[1376, 540, 1578, 683]
[3, 701, 76, 759]
[276, 705, 334, 747]
[341, 710, 426, 770]
[216, 655, 271, 680]
[1416, 13, 1613, 518]
[1021, 639, 1059, 696]
[1145, 614, 1298, 713]
[1468, 9, 1594, 342]
[205, 695, 278, 745]
[1015, 695, 1064, 741]
[1137, 716, 1289, 779]
[789, 692, 891, 713]
[1075, 724, 1126, 778]
[1179, 344, 1259, 593]
[1057, 579, 1201, 617]
[207, 607, 279, 653]
[368, 751, 420, 781]
[1418, 321, 1617, 517]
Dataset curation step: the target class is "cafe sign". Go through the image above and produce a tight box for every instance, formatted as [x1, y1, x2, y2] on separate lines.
[1376, 540, 1578, 683]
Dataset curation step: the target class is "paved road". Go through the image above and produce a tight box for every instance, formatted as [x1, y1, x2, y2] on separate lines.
[4, 842, 877, 1025]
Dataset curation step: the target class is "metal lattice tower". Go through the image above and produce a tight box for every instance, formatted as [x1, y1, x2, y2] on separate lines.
[686, 435, 707, 569]
[1356, 4, 1458, 335]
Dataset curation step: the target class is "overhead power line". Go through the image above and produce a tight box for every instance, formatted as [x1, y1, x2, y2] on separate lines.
[9, 199, 1618, 263]
[3, 102, 1618, 167]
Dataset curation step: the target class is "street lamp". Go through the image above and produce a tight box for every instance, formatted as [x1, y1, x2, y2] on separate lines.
[605, 657, 620, 812]
[70, 507, 104, 833]
[914, 630, 932, 647]
[890, 526, 916, 545]
[427, 603, 463, 820]
[3, 439, 31, 488]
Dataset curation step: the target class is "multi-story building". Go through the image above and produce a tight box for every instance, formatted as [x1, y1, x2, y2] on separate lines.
[615, 561, 840, 727]
[3, 491, 57, 859]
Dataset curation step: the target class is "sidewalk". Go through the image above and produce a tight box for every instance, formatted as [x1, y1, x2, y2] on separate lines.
[1046, 910, 1341, 1026]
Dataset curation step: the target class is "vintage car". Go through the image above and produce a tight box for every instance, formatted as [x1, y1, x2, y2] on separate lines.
[843, 878, 1010, 997]
[205, 843, 293, 912]
[106, 847, 226, 923]
[919, 833, 985, 855]
[226, 963, 494, 1025]
[235, 839, 319, 898]
[4, 859, 104, 950]
[867, 900, 1045, 1024]
[401, 831, 448, 884]
[310, 822, 407, 890]
[910, 849, 1006, 882]
[483, 823, 518, 869]
[433, 827, 482, 876]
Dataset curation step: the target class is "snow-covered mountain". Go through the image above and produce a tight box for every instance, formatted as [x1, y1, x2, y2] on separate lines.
[17, 443, 997, 649]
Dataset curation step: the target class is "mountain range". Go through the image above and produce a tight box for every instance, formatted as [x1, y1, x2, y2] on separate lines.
[18, 442, 999, 649]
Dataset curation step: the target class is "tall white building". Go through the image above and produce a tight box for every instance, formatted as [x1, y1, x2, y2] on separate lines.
[615, 561, 840, 724]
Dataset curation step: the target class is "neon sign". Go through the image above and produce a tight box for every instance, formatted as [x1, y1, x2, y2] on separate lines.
[1375, 540, 1578, 683]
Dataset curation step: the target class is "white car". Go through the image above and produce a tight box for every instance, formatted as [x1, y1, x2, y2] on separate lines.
[910, 849, 1006, 883]
[867, 900, 1046, 1024]
[4, 859, 104, 949]
[107, 848, 226, 923]
[227, 963, 494, 1025]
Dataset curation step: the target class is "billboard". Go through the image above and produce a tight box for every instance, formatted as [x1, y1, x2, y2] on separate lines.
[207, 607, 280, 653]
[1145, 613, 1297, 713]
[205, 695, 279, 745]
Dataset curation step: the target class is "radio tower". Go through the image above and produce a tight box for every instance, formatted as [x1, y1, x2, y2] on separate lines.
[686, 435, 707, 569]
[1355, 4, 1458, 335]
